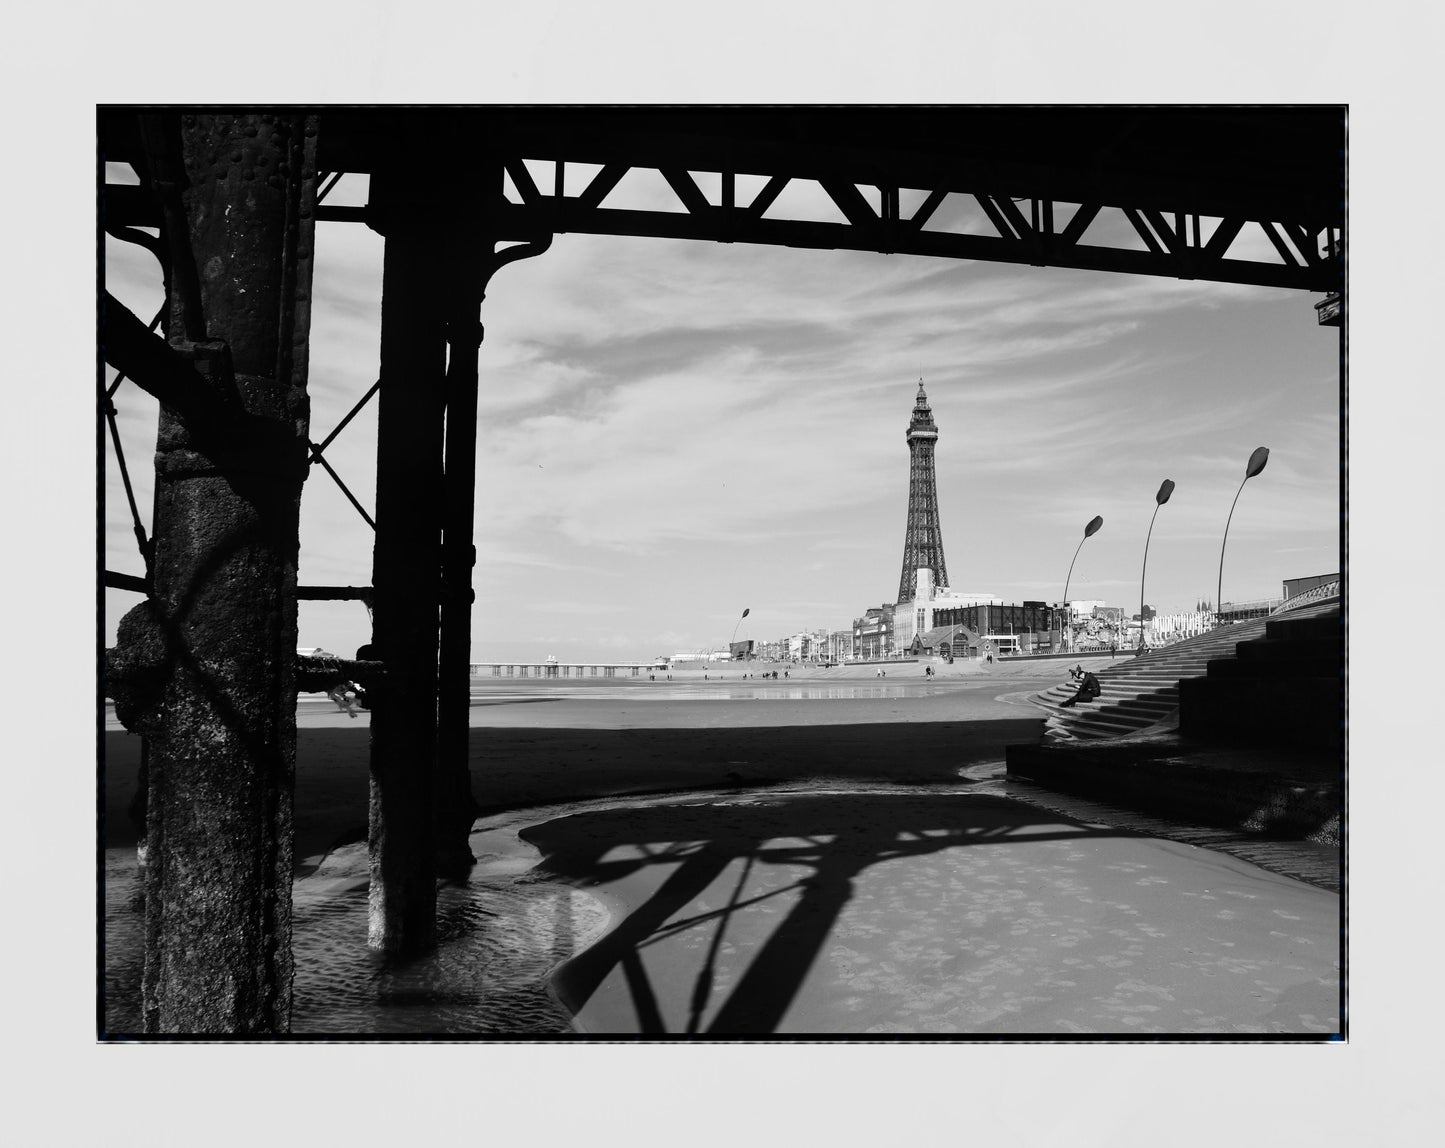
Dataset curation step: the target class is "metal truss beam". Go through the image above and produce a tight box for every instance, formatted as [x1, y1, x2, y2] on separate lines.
[106, 113, 1342, 291]
[279, 169, 1338, 292]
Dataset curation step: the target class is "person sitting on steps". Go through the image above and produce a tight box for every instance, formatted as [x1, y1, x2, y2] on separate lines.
[1059, 670, 1101, 707]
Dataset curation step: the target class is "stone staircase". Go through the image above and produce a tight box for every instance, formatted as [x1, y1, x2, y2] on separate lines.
[1179, 604, 1343, 754]
[1033, 598, 1341, 743]
[1011, 597, 1343, 843]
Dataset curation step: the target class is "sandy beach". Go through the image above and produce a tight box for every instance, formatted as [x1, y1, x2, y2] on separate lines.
[102, 659, 1339, 1036]
[103, 663, 1075, 864]
[531, 790, 1339, 1035]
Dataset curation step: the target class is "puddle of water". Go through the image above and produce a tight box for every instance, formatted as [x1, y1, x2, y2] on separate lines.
[101, 840, 610, 1037]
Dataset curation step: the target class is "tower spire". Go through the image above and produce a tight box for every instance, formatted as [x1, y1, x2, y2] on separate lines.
[896, 378, 949, 603]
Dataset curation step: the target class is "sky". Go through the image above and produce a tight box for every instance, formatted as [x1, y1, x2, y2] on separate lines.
[102, 152, 1341, 666]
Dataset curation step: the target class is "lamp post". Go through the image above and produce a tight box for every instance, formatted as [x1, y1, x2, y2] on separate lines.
[1062, 515, 1103, 653]
[1216, 447, 1270, 627]
[730, 607, 750, 660]
[1139, 479, 1175, 651]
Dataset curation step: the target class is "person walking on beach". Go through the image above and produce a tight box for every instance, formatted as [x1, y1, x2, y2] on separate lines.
[328, 679, 363, 718]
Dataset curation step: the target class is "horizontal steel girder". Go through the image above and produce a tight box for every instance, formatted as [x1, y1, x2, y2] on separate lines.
[102, 107, 1343, 294]
[322, 190, 1335, 290]
[102, 109, 1344, 219]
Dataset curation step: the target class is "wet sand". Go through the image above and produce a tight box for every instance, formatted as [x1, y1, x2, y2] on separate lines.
[527, 790, 1339, 1035]
[103, 673, 1053, 865]
[101, 665, 1339, 1036]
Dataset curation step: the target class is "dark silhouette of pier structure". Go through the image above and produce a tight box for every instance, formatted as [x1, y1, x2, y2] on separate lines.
[100, 108, 1343, 1033]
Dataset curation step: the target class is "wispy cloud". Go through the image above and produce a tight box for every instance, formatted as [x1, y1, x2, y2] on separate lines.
[102, 184, 1340, 662]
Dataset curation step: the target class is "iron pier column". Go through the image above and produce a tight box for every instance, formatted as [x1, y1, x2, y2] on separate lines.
[108, 113, 318, 1033]
[436, 237, 487, 879]
[365, 173, 449, 954]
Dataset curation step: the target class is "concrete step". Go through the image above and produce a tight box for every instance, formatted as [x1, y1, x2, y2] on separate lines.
[1110, 698, 1178, 717]
[1208, 657, 1340, 680]
[1046, 676, 1179, 702]
[1095, 697, 1175, 718]
[1046, 688, 1179, 717]
[1097, 681, 1186, 696]
[1179, 676, 1342, 754]
[1106, 657, 1213, 669]
[1104, 670, 1196, 682]
[1047, 706, 1155, 738]
[1236, 636, 1339, 663]
[1054, 701, 1158, 728]
[1097, 694, 1178, 711]
[1108, 656, 1217, 671]
[1068, 715, 1156, 738]
[1100, 663, 1203, 677]
[1265, 612, 1341, 642]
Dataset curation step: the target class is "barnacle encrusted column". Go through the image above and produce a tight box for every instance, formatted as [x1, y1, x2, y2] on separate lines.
[112, 113, 317, 1033]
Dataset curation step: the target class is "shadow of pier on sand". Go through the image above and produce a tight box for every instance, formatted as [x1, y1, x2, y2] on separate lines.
[525, 792, 1129, 1035]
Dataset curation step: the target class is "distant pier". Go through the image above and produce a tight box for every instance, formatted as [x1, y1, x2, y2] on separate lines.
[471, 662, 658, 679]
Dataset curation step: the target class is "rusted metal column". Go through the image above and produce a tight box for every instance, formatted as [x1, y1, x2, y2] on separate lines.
[364, 173, 448, 953]
[107, 113, 317, 1033]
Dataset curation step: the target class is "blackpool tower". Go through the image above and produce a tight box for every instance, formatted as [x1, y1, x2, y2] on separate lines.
[896, 380, 949, 603]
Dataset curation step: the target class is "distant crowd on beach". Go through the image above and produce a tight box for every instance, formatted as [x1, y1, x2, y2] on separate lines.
[648, 670, 793, 681]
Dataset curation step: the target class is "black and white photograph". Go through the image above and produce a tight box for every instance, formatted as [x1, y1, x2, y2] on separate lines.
[98, 106, 1346, 1039]
[13, 3, 1438, 1141]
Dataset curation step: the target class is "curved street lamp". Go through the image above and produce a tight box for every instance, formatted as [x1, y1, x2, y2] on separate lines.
[730, 607, 751, 658]
[1062, 515, 1103, 653]
[1216, 447, 1270, 626]
[1139, 479, 1175, 650]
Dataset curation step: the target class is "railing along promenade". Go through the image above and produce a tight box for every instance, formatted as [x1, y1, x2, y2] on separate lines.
[1271, 580, 1341, 614]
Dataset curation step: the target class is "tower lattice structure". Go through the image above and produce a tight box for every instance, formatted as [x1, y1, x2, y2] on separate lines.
[897, 380, 949, 604]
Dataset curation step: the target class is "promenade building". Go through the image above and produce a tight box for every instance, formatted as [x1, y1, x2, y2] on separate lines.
[909, 623, 975, 659]
[931, 599, 1055, 652]
[852, 604, 896, 659]
[895, 567, 1002, 651]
